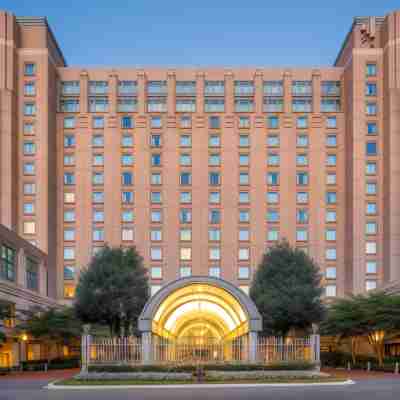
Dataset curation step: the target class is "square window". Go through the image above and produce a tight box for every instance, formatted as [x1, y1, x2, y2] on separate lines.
[180, 247, 192, 261]
[63, 247, 75, 260]
[325, 285, 337, 297]
[366, 280, 377, 291]
[267, 135, 279, 147]
[366, 162, 377, 175]
[366, 142, 377, 156]
[151, 173, 162, 185]
[267, 116, 279, 129]
[238, 266, 250, 280]
[326, 267, 337, 279]
[367, 122, 377, 135]
[209, 209, 221, 224]
[151, 210, 162, 222]
[151, 191, 162, 204]
[366, 242, 377, 255]
[209, 228, 221, 241]
[122, 228, 134, 241]
[209, 135, 220, 147]
[366, 182, 377, 195]
[325, 248, 337, 260]
[23, 221, 36, 234]
[366, 261, 377, 274]
[297, 135, 308, 147]
[267, 228, 279, 241]
[326, 173, 336, 185]
[239, 135, 250, 147]
[122, 210, 134, 222]
[366, 102, 377, 116]
[326, 210, 337, 222]
[151, 247, 162, 260]
[267, 172, 279, 185]
[326, 116, 337, 129]
[180, 191, 192, 203]
[64, 192, 75, 203]
[24, 63, 36, 76]
[180, 265, 192, 278]
[267, 192, 279, 204]
[267, 153, 280, 166]
[366, 202, 377, 215]
[296, 229, 308, 241]
[63, 117, 75, 129]
[239, 210, 249, 223]
[150, 116, 162, 128]
[209, 116, 220, 129]
[121, 191, 133, 203]
[366, 222, 377, 235]
[150, 229, 162, 241]
[296, 116, 308, 129]
[209, 191, 220, 204]
[151, 266, 162, 279]
[93, 116, 105, 129]
[239, 154, 249, 166]
[180, 154, 192, 166]
[180, 115, 192, 128]
[209, 266, 221, 278]
[239, 229, 250, 241]
[180, 229, 192, 241]
[122, 134, 133, 147]
[239, 116, 250, 128]
[180, 209, 192, 223]
[326, 154, 337, 166]
[180, 135, 192, 147]
[239, 191, 249, 203]
[326, 135, 337, 147]
[326, 229, 336, 241]
[209, 248, 220, 260]
[297, 209, 309, 223]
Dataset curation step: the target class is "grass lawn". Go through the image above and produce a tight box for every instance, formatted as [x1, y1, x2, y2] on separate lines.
[55, 377, 348, 386]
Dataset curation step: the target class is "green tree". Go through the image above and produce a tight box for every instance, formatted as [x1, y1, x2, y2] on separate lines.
[250, 241, 325, 337]
[15, 306, 81, 362]
[320, 295, 366, 363]
[74, 246, 149, 337]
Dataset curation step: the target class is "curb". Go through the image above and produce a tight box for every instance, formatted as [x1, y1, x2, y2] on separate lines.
[45, 379, 355, 390]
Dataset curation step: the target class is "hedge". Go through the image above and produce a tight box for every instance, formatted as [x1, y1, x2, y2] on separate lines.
[21, 357, 80, 371]
[88, 362, 315, 373]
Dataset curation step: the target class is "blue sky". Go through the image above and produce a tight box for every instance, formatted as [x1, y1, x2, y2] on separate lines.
[5, 0, 400, 67]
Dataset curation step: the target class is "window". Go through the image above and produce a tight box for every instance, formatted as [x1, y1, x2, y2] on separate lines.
[64, 247, 75, 260]
[26, 258, 39, 291]
[209, 154, 220, 166]
[93, 228, 104, 241]
[89, 81, 108, 95]
[366, 242, 377, 255]
[326, 135, 337, 147]
[64, 210, 75, 222]
[151, 266, 162, 279]
[151, 173, 162, 185]
[239, 192, 249, 203]
[296, 229, 308, 241]
[209, 135, 220, 147]
[209, 116, 221, 129]
[238, 116, 250, 128]
[180, 209, 192, 223]
[24, 122, 35, 134]
[325, 285, 337, 297]
[0, 245, 16, 281]
[264, 80, 284, 96]
[239, 154, 249, 166]
[24, 63, 36, 76]
[366, 202, 377, 215]
[234, 81, 254, 95]
[325, 248, 337, 260]
[326, 229, 336, 241]
[297, 209, 309, 223]
[64, 135, 75, 147]
[180, 135, 192, 147]
[92, 172, 104, 185]
[267, 192, 279, 204]
[93, 210, 104, 222]
[366, 261, 377, 274]
[239, 210, 249, 223]
[296, 172, 308, 185]
[23, 142, 36, 155]
[209, 248, 220, 260]
[64, 265, 75, 280]
[296, 154, 308, 166]
[326, 116, 337, 129]
[180, 154, 192, 166]
[150, 134, 162, 148]
[180, 247, 192, 261]
[64, 172, 75, 185]
[24, 81, 35, 96]
[118, 98, 137, 112]
[151, 191, 162, 204]
[366, 182, 377, 195]
[180, 265, 192, 278]
[23, 221, 36, 234]
[93, 116, 104, 129]
[92, 135, 104, 147]
[239, 173, 249, 185]
[205, 81, 225, 95]
[239, 135, 249, 147]
[321, 99, 341, 112]
[209, 209, 221, 224]
[180, 229, 192, 241]
[366, 83, 377, 96]
[266, 209, 279, 222]
[366, 162, 377, 175]
[24, 202, 34, 215]
[151, 247, 162, 260]
[122, 210, 134, 222]
[209, 192, 220, 204]
[147, 81, 167, 95]
[367, 122, 377, 135]
[180, 115, 192, 128]
[366, 102, 377, 115]
[235, 99, 254, 112]
[297, 192, 308, 204]
[150, 229, 162, 241]
[150, 116, 162, 128]
[292, 80, 312, 96]
[176, 99, 196, 112]
[180, 191, 192, 203]
[238, 248, 250, 261]
[209, 172, 221, 186]
[209, 266, 221, 278]
[236, 266, 249, 280]
[60, 99, 80, 112]
[122, 134, 133, 147]
[209, 228, 221, 241]
[264, 97, 284, 112]
[239, 228, 249, 241]
[88, 97, 108, 112]
[326, 210, 336, 222]
[267, 228, 279, 241]
[267, 153, 280, 166]
[24, 102, 36, 116]
[296, 116, 308, 129]
[366, 222, 377, 235]
[366, 280, 377, 291]
[205, 99, 225, 113]
[24, 183, 36, 195]
[297, 135, 308, 147]
[93, 154, 104, 166]
[366, 63, 377, 77]
[151, 154, 161, 166]
[267, 116, 279, 129]
[293, 99, 312, 113]
[24, 162, 35, 175]
[326, 173, 336, 185]
[326, 192, 337, 204]
[267, 172, 279, 185]
[93, 192, 104, 203]
[326, 267, 337, 279]
[64, 228, 75, 241]
[176, 81, 196, 95]
[121, 154, 134, 166]
[121, 116, 133, 129]
[151, 210, 162, 223]
[366, 142, 377, 156]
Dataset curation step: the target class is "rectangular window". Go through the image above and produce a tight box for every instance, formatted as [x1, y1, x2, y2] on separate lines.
[209, 191, 220, 204]
[366, 261, 377, 274]
[325, 248, 337, 260]
[93, 116, 104, 129]
[263, 97, 284, 113]
[151, 191, 162, 203]
[24, 63, 36, 76]
[180, 229, 192, 241]
[267, 116, 279, 129]
[321, 99, 340, 112]
[234, 81, 254, 95]
[209, 172, 221, 186]
[296, 172, 308, 185]
[325, 285, 337, 297]
[118, 98, 137, 112]
[209, 266, 221, 278]
[151, 247, 162, 260]
[180, 265, 192, 278]
[296, 116, 308, 129]
[366, 221, 377, 235]
[326, 192, 337, 204]
[180, 191, 192, 203]
[366, 102, 377, 115]
[297, 135, 308, 147]
[151, 210, 162, 223]
[118, 80, 137, 95]
[366, 82, 377, 96]
[239, 210, 250, 223]
[326, 210, 336, 222]
[92, 135, 104, 147]
[64, 210, 75, 222]
[89, 81, 108, 95]
[326, 229, 336, 241]
[366, 182, 377, 195]
[121, 116, 134, 129]
[92, 172, 104, 185]
[61, 81, 80, 95]
[366, 142, 377, 156]
[209, 248, 221, 261]
[209, 209, 221, 224]
[366, 280, 377, 291]
[150, 116, 162, 128]
[266, 209, 279, 222]
[292, 99, 312, 113]
[24, 81, 35, 96]
[122, 134, 133, 147]
[64, 265, 75, 280]
[204, 81, 224, 95]
[147, 98, 167, 113]
[326, 267, 337, 279]
[176, 81, 196, 95]
[326, 154, 337, 166]
[263, 80, 284, 96]
[326, 116, 337, 129]
[64, 172, 75, 185]
[180, 247, 192, 261]
[366, 63, 377, 77]
[23, 142, 36, 155]
[180, 135, 192, 147]
[63, 247, 75, 260]
[209, 135, 220, 147]
[176, 99, 196, 113]
[209, 116, 221, 129]
[235, 99, 254, 112]
[239, 172, 249, 185]
[93, 210, 104, 222]
[93, 192, 104, 203]
[239, 116, 250, 128]
[88, 97, 109, 112]
[239, 154, 249, 166]
[24, 102, 36, 116]
[121, 154, 134, 166]
[0, 245, 16, 281]
[180, 208, 192, 223]
[297, 209, 309, 223]
[297, 192, 308, 204]
[239, 135, 250, 147]
[239, 191, 249, 203]
[151, 173, 162, 185]
[151, 266, 162, 279]
[326, 135, 337, 147]
[239, 229, 249, 241]
[296, 228, 308, 241]
[267, 153, 280, 166]
[147, 81, 167, 95]
[238, 248, 250, 261]
[267, 228, 279, 241]
[321, 81, 341, 96]
[367, 122, 377, 135]
[121, 210, 134, 222]
[180, 115, 192, 128]
[151, 154, 161, 166]
[93, 228, 104, 241]
[151, 229, 162, 241]
[267, 172, 279, 185]
[26, 258, 39, 291]
[366, 162, 377, 175]
[366, 242, 377, 255]
[292, 81, 312, 96]
[60, 99, 80, 112]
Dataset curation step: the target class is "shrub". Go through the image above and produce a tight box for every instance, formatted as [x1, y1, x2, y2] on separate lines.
[21, 357, 80, 371]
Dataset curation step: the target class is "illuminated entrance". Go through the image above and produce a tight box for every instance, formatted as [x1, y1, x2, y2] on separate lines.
[138, 277, 262, 363]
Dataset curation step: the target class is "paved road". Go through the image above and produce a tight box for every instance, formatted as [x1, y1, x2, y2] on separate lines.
[1, 375, 400, 400]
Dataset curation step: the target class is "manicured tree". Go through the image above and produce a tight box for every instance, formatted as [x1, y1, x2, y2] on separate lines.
[16, 306, 82, 362]
[74, 246, 149, 337]
[320, 296, 366, 363]
[250, 240, 325, 338]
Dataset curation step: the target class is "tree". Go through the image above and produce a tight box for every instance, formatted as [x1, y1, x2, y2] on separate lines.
[74, 246, 149, 337]
[15, 306, 82, 362]
[250, 240, 325, 337]
[0, 302, 12, 344]
[320, 295, 366, 363]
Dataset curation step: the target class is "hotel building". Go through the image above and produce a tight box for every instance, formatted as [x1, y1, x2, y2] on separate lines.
[1, 10, 400, 305]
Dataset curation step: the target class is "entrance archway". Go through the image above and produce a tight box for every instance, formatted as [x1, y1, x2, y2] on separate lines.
[138, 277, 262, 363]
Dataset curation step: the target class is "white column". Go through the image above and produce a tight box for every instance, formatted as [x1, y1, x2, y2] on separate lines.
[142, 331, 153, 365]
[81, 325, 91, 373]
[310, 334, 320, 370]
[248, 331, 258, 363]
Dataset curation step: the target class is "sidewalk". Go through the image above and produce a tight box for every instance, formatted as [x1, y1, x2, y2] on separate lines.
[322, 368, 400, 380]
[0, 368, 79, 380]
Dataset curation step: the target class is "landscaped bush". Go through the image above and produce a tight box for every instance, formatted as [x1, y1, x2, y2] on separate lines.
[0, 367, 11, 375]
[88, 361, 315, 374]
[21, 357, 80, 371]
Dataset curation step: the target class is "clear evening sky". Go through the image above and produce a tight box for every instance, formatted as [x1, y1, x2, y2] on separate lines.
[5, 0, 400, 67]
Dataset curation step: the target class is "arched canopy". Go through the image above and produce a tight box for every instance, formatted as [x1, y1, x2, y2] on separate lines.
[138, 277, 262, 339]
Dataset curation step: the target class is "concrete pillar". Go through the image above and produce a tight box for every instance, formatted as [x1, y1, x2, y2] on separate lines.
[248, 331, 258, 363]
[108, 70, 118, 114]
[224, 70, 234, 114]
[167, 70, 176, 115]
[142, 331, 153, 364]
[254, 69, 264, 115]
[312, 69, 321, 114]
[79, 70, 88, 114]
[310, 334, 321, 370]
[283, 69, 292, 114]
[80, 325, 91, 373]
[137, 70, 146, 115]
[17, 248, 25, 287]
[196, 71, 205, 114]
